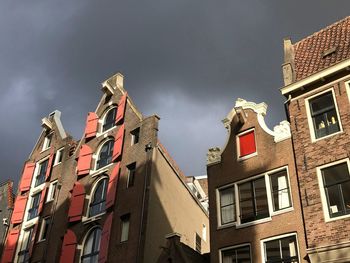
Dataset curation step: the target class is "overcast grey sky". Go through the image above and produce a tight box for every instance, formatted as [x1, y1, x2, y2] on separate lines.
[0, 1, 349, 184]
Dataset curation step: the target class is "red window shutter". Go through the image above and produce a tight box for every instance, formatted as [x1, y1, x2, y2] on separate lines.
[1, 228, 20, 263]
[38, 187, 47, 215]
[112, 125, 125, 162]
[11, 195, 28, 225]
[98, 212, 113, 263]
[45, 153, 54, 181]
[84, 112, 99, 139]
[239, 130, 256, 157]
[19, 162, 35, 192]
[68, 182, 85, 222]
[59, 229, 77, 263]
[77, 145, 93, 176]
[106, 163, 120, 209]
[115, 93, 127, 124]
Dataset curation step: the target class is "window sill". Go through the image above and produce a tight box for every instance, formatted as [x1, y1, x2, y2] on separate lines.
[237, 152, 258, 162]
[53, 162, 61, 167]
[82, 212, 106, 224]
[32, 184, 46, 195]
[271, 207, 294, 216]
[324, 213, 350, 223]
[40, 147, 51, 154]
[311, 130, 343, 143]
[217, 222, 236, 230]
[24, 217, 39, 229]
[236, 217, 272, 229]
[90, 163, 114, 177]
[96, 126, 117, 139]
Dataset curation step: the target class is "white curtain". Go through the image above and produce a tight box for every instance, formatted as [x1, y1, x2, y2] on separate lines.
[221, 188, 235, 223]
[278, 175, 290, 209]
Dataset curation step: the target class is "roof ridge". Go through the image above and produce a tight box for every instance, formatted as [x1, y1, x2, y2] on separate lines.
[293, 16, 350, 46]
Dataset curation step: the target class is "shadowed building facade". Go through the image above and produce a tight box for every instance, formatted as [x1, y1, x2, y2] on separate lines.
[0, 181, 14, 257]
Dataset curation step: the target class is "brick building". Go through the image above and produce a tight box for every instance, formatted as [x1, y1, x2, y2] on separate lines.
[0, 181, 14, 257]
[1, 73, 209, 263]
[281, 16, 350, 262]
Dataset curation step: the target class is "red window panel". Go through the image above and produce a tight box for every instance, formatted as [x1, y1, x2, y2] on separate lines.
[84, 112, 99, 139]
[19, 162, 35, 193]
[112, 124, 125, 162]
[76, 145, 93, 176]
[38, 187, 47, 215]
[115, 93, 127, 124]
[239, 130, 256, 157]
[11, 195, 28, 225]
[98, 212, 113, 263]
[45, 152, 54, 181]
[106, 163, 120, 209]
[68, 182, 85, 222]
[59, 229, 77, 263]
[1, 228, 20, 263]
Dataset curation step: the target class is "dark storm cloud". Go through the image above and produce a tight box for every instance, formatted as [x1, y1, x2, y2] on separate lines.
[1, 0, 350, 183]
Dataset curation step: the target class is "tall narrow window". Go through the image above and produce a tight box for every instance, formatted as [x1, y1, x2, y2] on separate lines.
[38, 217, 50, 241]
[47, 180, 58, 202]
[219, 186, 235, 225]
[42, 134, 52, 151]
[263, 235, 299, 263]
[120, 214, 130, 242]
[309, 91, 340, 139]
[239, 177, 269, 223]
[221, 245, 251, 263]
[89, 178, 108, 217]
[17, 228, 33, 263]
[28, 192, 41, 220]
[126, 163, 136, 188]
[269, 170, 291, 211]
[195, 233, 201, 253]
[321, 162, 350, 218]
[54, 148, 64, 166]
[35, 159, 49, 187]
[130, 128, 140, 145]
[237, 130, 256, 159]
[102, 107, 117, 132]
[81, 228, 101, 263]
[96, 140, 114, 170]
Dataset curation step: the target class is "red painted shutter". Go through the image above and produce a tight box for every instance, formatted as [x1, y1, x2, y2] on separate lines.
[106, 163, 120, 209]
[115, 93, 127, 124]
[11, 195, 28, 225]
[1, 229, 20, 263]
[59, 230, 77, 263]
[19, 162, 35, 192]
[77, 145, 93, 176]
[38, 187, 47, 215]
[239, 130, 256, 157]
[68, 182, 85, 222]
[45, 152, 54, 181]
[84, 112, 99, 139]
[98, 212, 113, 263]
[112, 124, 125, 162]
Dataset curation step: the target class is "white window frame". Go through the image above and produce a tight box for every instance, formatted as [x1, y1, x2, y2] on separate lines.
[236, 128, 257, 161]
[33, 156, 50, 188]
[37, 217, 50, 242]
[305, 88, 343, 142]
[79, 226, 102, 262]
[216, 183, 236, 228]
[97, 106, 118, 137]
[260, 233, 300, 263]
[130, 127, 140, 146]
[86, 176, 108, 219]
[93, 138, 115, 172]
[41, 133, 53, 152]
[53, 147, 64, 166]
[46, 180, 58, 203]
[317, 158, 350, 222]
[219, 243, 252, 263]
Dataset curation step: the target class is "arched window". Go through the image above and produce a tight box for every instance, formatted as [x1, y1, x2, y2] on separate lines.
[89, 178, 108, 217]
[96, 139, 114, 170]
[81, 228, 101, 263]
[102, 107, 117, 132]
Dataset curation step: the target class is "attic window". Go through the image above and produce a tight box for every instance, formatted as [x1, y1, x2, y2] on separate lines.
[237, 129, 256, 159]
[322, 46, 337, 58]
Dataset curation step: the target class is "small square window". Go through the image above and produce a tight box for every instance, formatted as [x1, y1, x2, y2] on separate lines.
[131, 128, 140, 145]
[42, 134, 53, 151]
[237, 130, 256, 159]
[126, 163, 136, 188]
[46, 180, 58, 203]
[38, 217, 50, 241]
[309, 91, 340, 139]
[54, 148, 64, 166]
[120, 214, 130, 242]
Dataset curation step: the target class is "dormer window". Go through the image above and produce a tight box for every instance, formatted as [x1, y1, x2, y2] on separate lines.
[102, 107, 117, 132]
[237, 129, 256, 160]
[96, 139, 114, 170]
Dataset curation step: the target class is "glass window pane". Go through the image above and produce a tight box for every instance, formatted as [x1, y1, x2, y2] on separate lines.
[221, 205, 235, 224]
[103, 108, 117, 131]
[341, 181, 350, 213]
[265, 240, 281, 262]
[236, 246, 251, 263]
[270, 171, 291, 211]
[326, 185, 344, 216]
[222, 246, 251, 263]
[310, 92, 334, 115]
[322, 163, 350, 186]
[254, 178, 269, 218]
[281, 236, 298, 262]
[97, 140, 114, 169]
[221, 187, 234, 206]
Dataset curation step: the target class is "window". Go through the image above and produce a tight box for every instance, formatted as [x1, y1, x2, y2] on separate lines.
[126, 163, 136, 188]
[96, 139, 114, 170]
[89, 178, 108, 217]
[131, 128, 140, 145]
[309, 91, 340, 139]
[195, 233, 201, 253]
[221, 245, 251, 263]
[35, 159, 49, 187]
[321, 162, 350, 218]
[27, 193, 41, 220]
[202, 224, 207, 242]
[54, 148, 64, 165]
[237, 129, 256, 159]
[269, 170, 292, 212]
[263, 234, 299, 263]
[102, 107, 117, 132]
[81, 228, 101, 263]
[17, 228, 33, 263]
[38, 217, 50, 241]
[239, 177, 269, 223]
[42, 133, 52, 151]
[47, 180, 58, 202]
[120, 214, 130, 242]
[219, 186, 235, 225]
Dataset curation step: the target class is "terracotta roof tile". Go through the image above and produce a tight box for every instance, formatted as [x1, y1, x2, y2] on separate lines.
[293, 16, 350, 81]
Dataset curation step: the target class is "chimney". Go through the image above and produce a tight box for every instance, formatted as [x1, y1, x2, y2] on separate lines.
[282, 38, 295, 86]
